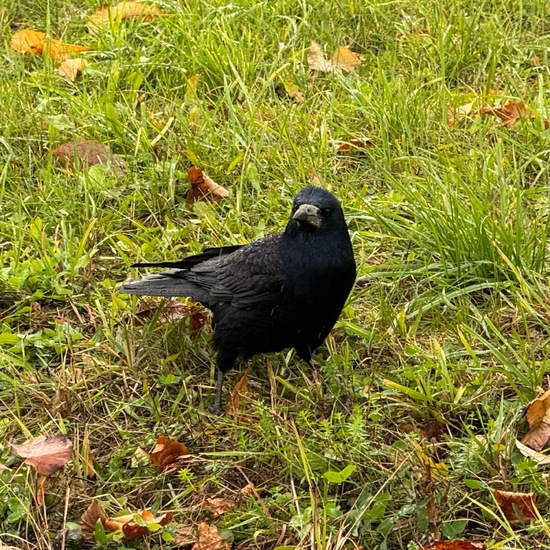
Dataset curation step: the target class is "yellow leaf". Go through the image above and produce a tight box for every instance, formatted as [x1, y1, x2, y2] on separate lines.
[331, 46, 361, 71]
[88, 1, 168, 32]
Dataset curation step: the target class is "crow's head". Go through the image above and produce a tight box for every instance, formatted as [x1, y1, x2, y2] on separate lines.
[287, 187, 346, 235]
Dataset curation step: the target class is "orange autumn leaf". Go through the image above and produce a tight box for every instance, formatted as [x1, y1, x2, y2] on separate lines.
[521, 388, 550, 451]
[191, 522, 229, 550]
[88, 2, 168, 32]
[337, 138, 373, 151]
[102, 509, 173, 540]
[421, 542, 485, 550]
[135, 297, 207, 335]
[225, 366, 250, 417]
[493, 489, 538, 523]
[149, 436, 189, 470]
[11, 434, 72, 476]
[187, 166, 230, 204]
[202, 496, 236, 516]
[11, 29, 91, 61]
[58, 58, 88, 82]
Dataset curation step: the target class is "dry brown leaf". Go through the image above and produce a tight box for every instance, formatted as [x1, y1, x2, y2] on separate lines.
[203, 497, 235, 516]
[11, 29, 91, 61]
[191, 522, 229, 550]
[172, 524, 196, 546]
[58, 58, 88, 82]
[187, 166, 230, 204]
[515, 439, 550, 466]
[493, 489, 538, 523]
[226, 366, 250, 417]
[421, 542, 485, 550]
[102, 509, 173, 540]
[11, 434, 72, 476]
[521, 388, 550, 451]
[478, 100, 546, 129]
[80, 500, 108, 540]
[52, 139, 126, 171]
[534, 55, 541, 67]
[88, 2, 168, 32]
[307, 41, 333, 72]
[35, 475, 47, 506]
[307, 41, 361, 72]
[150, 435, 189, 470]
[307, 170, 322, 186]
[136, 298, 207, 334]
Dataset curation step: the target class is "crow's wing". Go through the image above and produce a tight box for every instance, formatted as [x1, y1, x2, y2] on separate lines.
[185, 235, 286, 309]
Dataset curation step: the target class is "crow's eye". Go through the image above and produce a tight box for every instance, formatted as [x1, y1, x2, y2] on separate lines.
[321, 208, 331, 217]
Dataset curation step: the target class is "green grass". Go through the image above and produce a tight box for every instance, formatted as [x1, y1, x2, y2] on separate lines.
[2, 0, 550, 548]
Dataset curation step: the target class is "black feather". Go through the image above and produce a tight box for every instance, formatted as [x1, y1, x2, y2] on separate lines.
[122, 187, 356, 413]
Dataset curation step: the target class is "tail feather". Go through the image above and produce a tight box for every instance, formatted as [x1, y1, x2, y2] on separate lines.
[122, 271, 207, 301]
[131, 245, 242, 270]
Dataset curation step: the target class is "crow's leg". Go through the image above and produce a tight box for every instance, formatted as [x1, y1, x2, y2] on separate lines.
[213, 368, 225, 415]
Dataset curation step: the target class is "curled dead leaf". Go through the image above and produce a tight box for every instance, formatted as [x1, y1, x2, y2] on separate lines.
[337, 138, 373, 152]
[88, 2, 168, 32]
[515, 439, 550, 466]
[150, 435, 189, 470]
[11, 29, 91, 61]
[521, 388, 550, 451]
[225, 366, 250, 417]
[58, 58, 88, 82]
[493, 489, 538, 523]
[187, 166, 230, 204]
[478, 100, 547, 129]
[11, 434, 72, 476]
[191, 522, 230, 550]
[80, 500, 108, 540]
[52, 139, 126, 171]
[136, 297, 207, 335]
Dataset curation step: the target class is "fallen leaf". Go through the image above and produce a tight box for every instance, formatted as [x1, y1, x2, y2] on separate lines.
[534, 55, 541, 67]
[521, 388, 550, 450]
[307, 41, 333, 72]
[421, 542, 485, 550]
[58, 58, 88, 82]
[88, 1, 168, 32]
[410, 28, 430, 35]
[172, 523, 196, 546]
[136, 297, 207, 333]
[130, 446, 150, 468]
[11, 29, 91, 61]
[226, 366, 250, 416]
[337, 138, 373, 151]
[307, 41, 361, 72]
[307, 170, 322, 186]
[447, 102, 473, 126]
[478, 100, 544, 129]
[35, 475, 47, 506]
[52, 139, 126, 171]
[331, 45, 362, 71]
[515, 439, 550, 466]
[203, 497, 235, 515]
[280, 80, 305, 103]
[11, 434, 72, 476]
[187, 166, 230, 204]
[493, 489, 538, 523]
[150, 435, 189, 470]
[80, 500, 108, 540]
[103, 509, 173, 540]
[191, 522, 229, 550]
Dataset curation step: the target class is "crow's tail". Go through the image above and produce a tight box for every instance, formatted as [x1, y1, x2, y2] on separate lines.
[122, 270, 206, 300]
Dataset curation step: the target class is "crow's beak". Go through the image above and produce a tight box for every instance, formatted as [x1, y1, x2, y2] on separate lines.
[293, 204, 322, 229]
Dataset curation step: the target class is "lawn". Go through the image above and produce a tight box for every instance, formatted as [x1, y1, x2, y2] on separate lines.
[1, 0, 550, 548]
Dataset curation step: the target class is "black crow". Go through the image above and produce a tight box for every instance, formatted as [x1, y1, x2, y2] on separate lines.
[122, 187, 356, 413]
